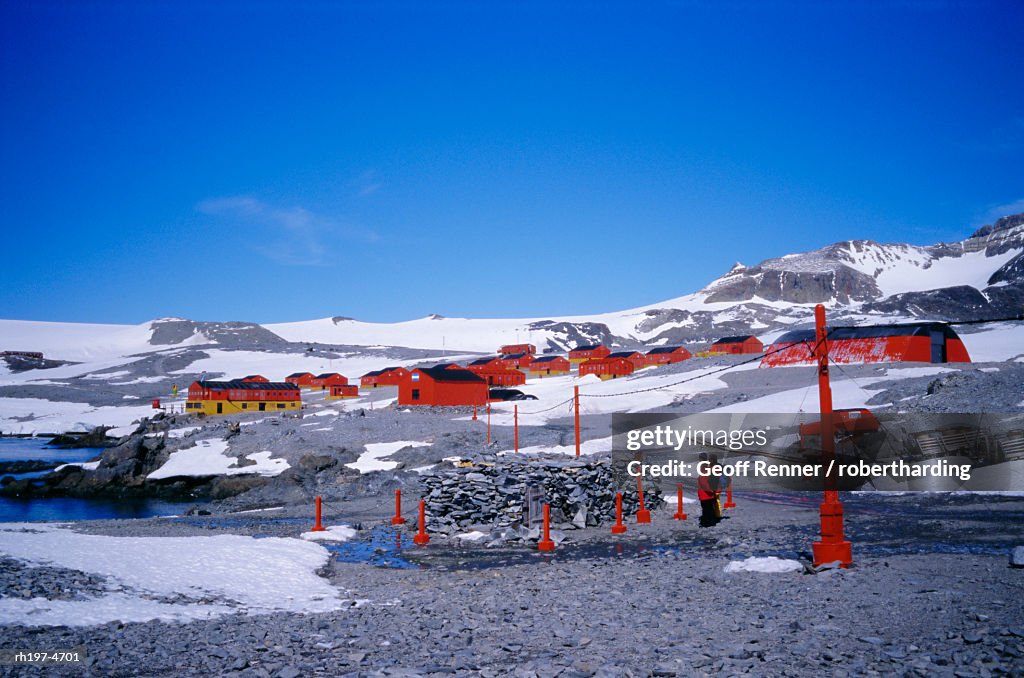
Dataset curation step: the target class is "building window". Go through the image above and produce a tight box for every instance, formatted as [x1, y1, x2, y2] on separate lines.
[277, 403, 285, 409]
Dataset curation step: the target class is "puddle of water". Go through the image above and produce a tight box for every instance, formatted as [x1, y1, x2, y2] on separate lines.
[323, 525, 420, 569]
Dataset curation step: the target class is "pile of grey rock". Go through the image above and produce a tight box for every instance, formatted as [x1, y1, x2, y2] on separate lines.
[419, 456, 662, 535]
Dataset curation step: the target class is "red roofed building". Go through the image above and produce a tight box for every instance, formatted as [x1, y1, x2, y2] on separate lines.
[497, 352, 533, 370]
[327, 384, 359, 399]
[499, 343, 536, 356]
[285, 372, 316, 388]
[708, 335, 763, 355]
[398, 367, 488, 406]
[362, 367, 410, 388]
[241, 375, 270, 382]
[645, 346, 692, 366]
[568, 344, 611, 364]
[310, 373, 348, 390]
[606, 351, 647, 370]
[579, 357, 636, 380]
[528, 356, 571, 377]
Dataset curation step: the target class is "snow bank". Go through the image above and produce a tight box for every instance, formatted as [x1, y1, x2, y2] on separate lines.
[0, 397, 154, 436]
[0, 523, 347, 626]
[347, 440, 430, 473]
[300, 525, 357, 542]
[724, 556, 803, 574]
[148, 440, 289, 479]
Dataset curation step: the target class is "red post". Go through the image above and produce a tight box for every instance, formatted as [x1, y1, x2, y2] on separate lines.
[311, 495, 326, 532]
[391, 489, 406, 525]
[635, 476, 652, 523]
[673, 483, 687, 520]
[514, 404, 519, 453]
[537, 503, 555, 551]
[574, 385, 580, 458]
[413, 499, 429, 546]
[472, 405, 477, 421]
[811, 304, 853, 567]
[486, 402, 491, 445]
[611, 492, 627, 534]
[724, 482, 736, 509]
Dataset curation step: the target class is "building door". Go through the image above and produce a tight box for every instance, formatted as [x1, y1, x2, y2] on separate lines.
[217, 402, 223, 414]
[412, 389, 420, 401]
[930, 331, 946, 363]
[259, 403, 266, 411]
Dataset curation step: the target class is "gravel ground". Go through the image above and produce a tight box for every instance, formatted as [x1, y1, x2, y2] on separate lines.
[2, 492, 1022, 677]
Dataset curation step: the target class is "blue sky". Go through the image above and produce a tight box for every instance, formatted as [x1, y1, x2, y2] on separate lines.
[1, 0, 1022, 324]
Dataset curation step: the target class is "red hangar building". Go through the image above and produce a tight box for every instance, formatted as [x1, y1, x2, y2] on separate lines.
[398, 367, 488, 406]
[186, 381, 301, 415]
[761, 323, 971, 366]
[606, 351, 647, 371]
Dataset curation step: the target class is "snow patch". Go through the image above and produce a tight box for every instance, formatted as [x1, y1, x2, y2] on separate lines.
[724, 556, 803, 574]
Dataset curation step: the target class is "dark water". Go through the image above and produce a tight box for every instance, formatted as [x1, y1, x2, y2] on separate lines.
[0, 437, 197, 522]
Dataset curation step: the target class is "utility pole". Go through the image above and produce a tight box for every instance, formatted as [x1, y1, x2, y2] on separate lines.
[812, 304, 853, 567]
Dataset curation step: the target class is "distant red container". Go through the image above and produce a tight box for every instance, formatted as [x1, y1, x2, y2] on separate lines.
[152, 398, 161, 409]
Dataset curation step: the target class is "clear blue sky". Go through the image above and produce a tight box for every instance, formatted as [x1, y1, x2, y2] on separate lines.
[2, 0, 1022, 324]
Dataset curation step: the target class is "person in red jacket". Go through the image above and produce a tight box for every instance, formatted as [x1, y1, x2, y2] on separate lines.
[697, 452, 720, 527]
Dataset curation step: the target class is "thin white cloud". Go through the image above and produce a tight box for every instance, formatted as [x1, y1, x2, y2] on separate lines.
[982, 198, 1024, 223]
[195, 196, 378, 266]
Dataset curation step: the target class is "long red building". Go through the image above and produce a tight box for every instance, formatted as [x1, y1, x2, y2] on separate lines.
[645, 346, 692, 365]
[186, 381, 301, 415]
[579, 357, 636, 380]
[761, 323, 972, 367]
[499, 343, 536, 356]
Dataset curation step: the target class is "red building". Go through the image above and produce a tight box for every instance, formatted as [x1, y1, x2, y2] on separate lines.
[761, 323, 972, 367]
[185, 381, 301, 415]
[310, 373, 348, 390]
[497, 352, 534, 370]
[361, 367, 410, 388]
[499, 343, 536, 356]
[568, 344, 611, 364]
[607, 351, 647, 370]
[645, 346, 693, 365]
[398, 367, 488, 406]
[327, 384, 359, 399]
[579, 357, 636, 380]
[467, 357, 503, 369]
[241, 375, 269, 382]
[709, 335, 764, 355]
[528, 356, 571, 377]
[285, 372, 316, 388]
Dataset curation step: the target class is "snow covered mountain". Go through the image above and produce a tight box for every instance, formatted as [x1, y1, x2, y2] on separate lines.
[2, 213, 1022, 361]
